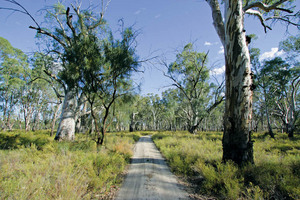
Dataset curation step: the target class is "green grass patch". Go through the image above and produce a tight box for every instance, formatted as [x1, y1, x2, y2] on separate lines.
[0, 130, 140, 199]
[153, 131, 300, 200]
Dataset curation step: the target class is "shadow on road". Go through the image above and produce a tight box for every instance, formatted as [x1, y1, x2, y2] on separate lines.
[131, 158, 166, 166]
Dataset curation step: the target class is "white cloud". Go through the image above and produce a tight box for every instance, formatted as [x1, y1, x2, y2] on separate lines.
[260, 47, 284, 61]
[134, 8, 146, 15]
[218, 46, 224, 54]
[134, 10, 141, 15]
[154, 14, 161, 19]
[210, 65, 225, 75]
[204, 41, 212, 46]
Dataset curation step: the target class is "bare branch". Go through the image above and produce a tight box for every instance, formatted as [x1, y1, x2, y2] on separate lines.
[66, 7, 77, 37]
[3, 0, 40, 28]
[46, 9, 71, 45]
[43, 69, 67, 92]
[265, 11, 300, 28]
[0, 7, 27, 15]
[206, 0, 225, 46]
[243, 0, 293, 13]
[29, 26, 67, 49]
[29, 77, 64, 99]
[245, 9, 272, 33]
[88, 0, 111, 30]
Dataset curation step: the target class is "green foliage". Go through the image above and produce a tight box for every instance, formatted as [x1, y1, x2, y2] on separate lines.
[194, 160, 243, 199]
[0, 130, 51, 150]
[165, 43, 224, 133]
[153, 131, 300, 199]
[279, 34, 300, 64]
[0, 130, 140, 199]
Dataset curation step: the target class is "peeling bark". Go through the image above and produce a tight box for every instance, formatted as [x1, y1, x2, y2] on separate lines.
[222, 0, 254, 165]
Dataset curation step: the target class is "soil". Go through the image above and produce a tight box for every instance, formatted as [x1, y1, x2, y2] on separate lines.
[115, 135, 190, 200]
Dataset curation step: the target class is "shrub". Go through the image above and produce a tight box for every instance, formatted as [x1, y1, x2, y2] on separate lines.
[153, 131, 300, 200]
[0, 131, 51, 150]
[0, 130, 139, 199]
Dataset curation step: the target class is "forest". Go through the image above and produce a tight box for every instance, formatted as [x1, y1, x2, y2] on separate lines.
[0, 0, 299, 199]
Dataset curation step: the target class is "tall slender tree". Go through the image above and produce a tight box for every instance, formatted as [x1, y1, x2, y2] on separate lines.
[206, 0, 299, 165]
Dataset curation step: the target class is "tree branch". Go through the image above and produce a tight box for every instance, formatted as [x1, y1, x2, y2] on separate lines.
[46, 9, 71, 45]
[243, 0, 293, 13]
[265, 12, 300, 28]
[29, 77, 64, 99]
[205, 0, 225, 46]
[43, 70, 67, 92]
[245, 9, 272, 33]
[29, 26, 67, 49]
[3, 0, 40, 28]
[66, 7, 77, 38]
[88, 0, 111, 30]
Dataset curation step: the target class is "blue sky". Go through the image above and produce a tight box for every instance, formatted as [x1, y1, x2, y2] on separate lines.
[0, 0, 299, 95]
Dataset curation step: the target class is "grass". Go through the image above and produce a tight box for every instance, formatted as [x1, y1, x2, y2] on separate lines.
[0, 130, 141, 200]
[2, 130, 298, 199]
[152, 131, 300, 200]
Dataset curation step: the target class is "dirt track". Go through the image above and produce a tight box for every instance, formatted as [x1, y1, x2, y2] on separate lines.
[115, 135, 189, 200]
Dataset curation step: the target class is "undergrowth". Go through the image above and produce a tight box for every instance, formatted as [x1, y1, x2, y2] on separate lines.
[153, 131, 300, 200]
[0, 130, 141, 200]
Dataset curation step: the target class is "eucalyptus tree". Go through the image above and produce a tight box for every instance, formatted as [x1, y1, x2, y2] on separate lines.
[206, 0, 299, 165]
[280, 34, 300, 65]
[144, 94, 162, 130]
[30, 53, 63, 133]
[261, 57, 299, 137]
[164, 43, 224, 134]
[250, 47, 276, 138]
[277, 34, 300, 137]
[0, 37, 28, 130]
[2, 1, 112, 140]
[127, 95, 145, 132]
[130, 95, 154, 131]
[161, 88, 180, 131]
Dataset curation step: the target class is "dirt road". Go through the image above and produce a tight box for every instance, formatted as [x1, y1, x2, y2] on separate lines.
[115, 135, 189, 200]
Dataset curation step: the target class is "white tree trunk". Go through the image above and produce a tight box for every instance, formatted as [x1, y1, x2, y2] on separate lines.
[51, 103, 61, 136]
[222, 0, 254, 165]
[55, 89, 77, 141]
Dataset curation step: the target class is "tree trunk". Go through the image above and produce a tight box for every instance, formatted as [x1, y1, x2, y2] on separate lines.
[55, 89, 77, 141]
[188, 125, 197, 134]
[50, 104, 61, 137]
[129, 123, 134, 132]
[32, 110, 41, 131]
[265, 104, 274, 138]
[263, 87, 274, 138]
[286, 123, 294, 138]
[24, 106, 32, 132]
[222, 0, 254, 166]
[129, 112, 137, 132]
[6, 111, 12, 131]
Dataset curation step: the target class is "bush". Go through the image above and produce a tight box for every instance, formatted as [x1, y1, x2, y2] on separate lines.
[193, 160, 243, 199]
[0, 130, 139, 199]
[153, 131, 300, 200]
[0, 131, 51, 150]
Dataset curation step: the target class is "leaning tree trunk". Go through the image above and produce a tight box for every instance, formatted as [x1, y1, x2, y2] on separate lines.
[55, 89, 77, 141]
[222, 0, 254, 166]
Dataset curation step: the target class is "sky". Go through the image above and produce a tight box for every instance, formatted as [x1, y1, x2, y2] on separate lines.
[0, 0, 299, 96]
